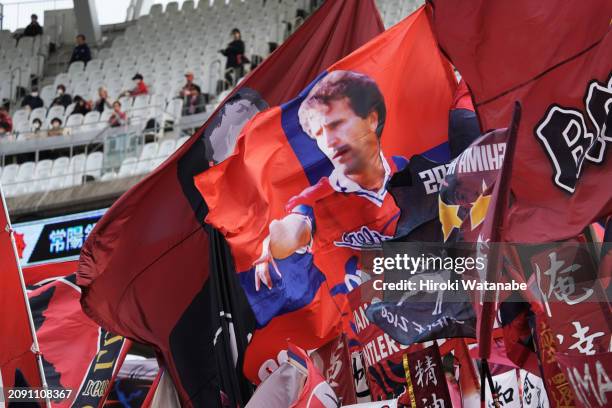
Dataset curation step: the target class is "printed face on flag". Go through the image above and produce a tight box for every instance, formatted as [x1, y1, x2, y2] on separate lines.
[204, 88, 268, 163]
[298, 71, 384, 176]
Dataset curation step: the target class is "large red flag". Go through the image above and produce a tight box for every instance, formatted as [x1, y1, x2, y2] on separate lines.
[198, 5, 456, 384]
[430, 0, 612, 242]
[78, 1, 385, 406]
[0, 185, 44, 395]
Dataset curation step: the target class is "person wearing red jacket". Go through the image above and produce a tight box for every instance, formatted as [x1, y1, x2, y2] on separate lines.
[121, 73, 149, 97]
[0, 106, 13, 133]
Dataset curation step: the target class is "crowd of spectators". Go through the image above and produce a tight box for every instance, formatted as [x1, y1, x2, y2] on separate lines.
[3, 18, 251, 144]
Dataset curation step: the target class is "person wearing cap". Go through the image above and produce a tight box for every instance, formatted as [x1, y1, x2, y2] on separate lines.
[23, 14, 43, 37]
[121, 73, 149, 97]
[179, 71, 202, 98]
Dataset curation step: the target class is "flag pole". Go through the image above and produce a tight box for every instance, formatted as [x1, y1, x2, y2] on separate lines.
[0, 183, 50, 408]
[479, 102, 521, 360]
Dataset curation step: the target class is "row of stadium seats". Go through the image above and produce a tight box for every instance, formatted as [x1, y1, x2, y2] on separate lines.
[0, 137, 189, 197]
[10, 95, 184, 135]
[0, 30, 50, 101]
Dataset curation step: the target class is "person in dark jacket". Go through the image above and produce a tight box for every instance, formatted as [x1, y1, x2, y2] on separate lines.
[23, 14, 43, 37]
[21, 89, 44, 111]
[219, 28, 247, 87]
[69, 34, 92, 65]
[51, 84, 72, 108]
[72, 95, 91, 116]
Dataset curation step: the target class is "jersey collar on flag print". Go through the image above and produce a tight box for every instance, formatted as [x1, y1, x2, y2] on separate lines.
[328, 152, 390, 207]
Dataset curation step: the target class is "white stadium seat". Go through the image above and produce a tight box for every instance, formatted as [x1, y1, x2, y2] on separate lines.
[118, 157, 138, 178]
[32, 159, 53, 192]
[66, 113, 84, 128]
[157, 139, 176, 158]
[47, 105, 65, 122]
[85, 152, 104, 179]
[29, 107, 47, 125]
[68, 61, 85, 74]
[66, 154, 87, 186]
[48, 157, 70, 190]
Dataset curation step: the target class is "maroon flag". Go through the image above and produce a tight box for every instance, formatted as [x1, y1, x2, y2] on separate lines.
[430, 0, 612, 242]
[311, 334, 357, 405]
[26, 272, 130, 408]
[77, 1, 385, 406]
[555, 351, 612, 408]
[0, 186, 44, 394]
[404, 343, 452, 408]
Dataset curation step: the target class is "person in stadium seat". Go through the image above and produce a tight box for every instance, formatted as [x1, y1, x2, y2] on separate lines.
[51, 85, 73, 108]
[182, 86, 206, 116]
[30, 118, 43, 135]
[121, 74, 149, 97]
[219, 28, 247, 87]
[23, 14, 43, 37]
[0, 106, 13, 133]
[21, 88, 44, 111]
[72, 95, 92, 116]
[0, 121, 14, 141]
[108, 101, 127, 127]
[94, 86, 112, 113]
[179, 71, 202, 98]
[47, 117, 69, 137]
[69, 34, 92, 65]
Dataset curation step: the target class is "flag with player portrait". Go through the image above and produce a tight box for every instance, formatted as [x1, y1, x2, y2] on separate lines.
[196, 5, 456, 383]
[78, 1, 387, 405]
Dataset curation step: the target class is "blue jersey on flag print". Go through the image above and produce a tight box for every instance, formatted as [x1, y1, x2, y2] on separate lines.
[239, 71, 450, 328]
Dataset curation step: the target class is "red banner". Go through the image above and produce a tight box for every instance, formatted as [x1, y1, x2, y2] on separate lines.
[431, 0, 612, 242]
[311, 334, 357, 405]
[0, 188, 42, 392]
[556, 351, 612, 408]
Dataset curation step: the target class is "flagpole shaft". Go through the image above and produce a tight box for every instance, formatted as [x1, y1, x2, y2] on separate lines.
[0, 183, 50, 408]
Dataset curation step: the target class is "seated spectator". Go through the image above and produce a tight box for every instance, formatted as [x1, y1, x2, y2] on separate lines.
[0, 121, 14, 141]
[69, 34, 92, 65]
[23, 14, 43, 37]
[72, 95, 91, 116]
[31, 118, 43, 133]
[94, 86, 112, 113]
[21, 89, 44, 111]
[183, 87, 206, 116]
[108, 101, 127, 127]
[121, 74, 149, 97]
[0, 106, 12, 133]
[179, 72, 202, 98]
[51, 85, 72, 108]
[47, 118, 69, 137]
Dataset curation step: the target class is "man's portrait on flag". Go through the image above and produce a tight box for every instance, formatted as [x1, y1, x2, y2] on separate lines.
[251, 70, 404, 300]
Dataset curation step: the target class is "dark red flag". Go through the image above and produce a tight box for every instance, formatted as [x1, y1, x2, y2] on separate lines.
[77, 1, 385, 406]
[0, 186, 43, 394]
[430, 0, 612, 242]
[311, 334, 357, 405]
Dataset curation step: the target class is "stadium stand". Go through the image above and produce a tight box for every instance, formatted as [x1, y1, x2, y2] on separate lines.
[0, 0, 422, 201]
